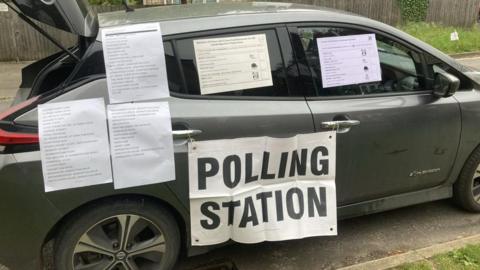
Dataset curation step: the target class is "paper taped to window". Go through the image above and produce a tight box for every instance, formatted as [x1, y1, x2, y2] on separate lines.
[194, 34, 273, 95]
[317, 34, 382, 88]
[102, 22, 170, 103]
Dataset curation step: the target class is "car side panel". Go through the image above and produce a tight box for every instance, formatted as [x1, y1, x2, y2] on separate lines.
[0, 151, 189, 270]
[307, 94, 461, 205]
[449, 90, 480, 185]
[0, 156, 61, 270]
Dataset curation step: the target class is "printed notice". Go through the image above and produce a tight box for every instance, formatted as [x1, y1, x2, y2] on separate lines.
[189, 132, 337, 246]
[102, 23, 169, 103]
[194, 34, 273, 95]
[317, 34, 382, 88]
[0, 3, 8, 12]
[107, 102, 175, 189]
[39, 98, 112, 192]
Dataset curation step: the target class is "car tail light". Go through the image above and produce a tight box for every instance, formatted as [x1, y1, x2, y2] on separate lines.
[0, 96, 40, 146]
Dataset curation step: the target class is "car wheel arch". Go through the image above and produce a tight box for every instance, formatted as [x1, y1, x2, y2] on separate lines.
[40, 193, 189, 267]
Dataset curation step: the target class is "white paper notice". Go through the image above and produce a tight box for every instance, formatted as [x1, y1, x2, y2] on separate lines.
[189, 132, 337, 246]
[102, 23, 169, 103]
[108, 102, 175, 189]
[0, 3, 8, 12]
[194, 34, 273, 95]
[317, 34, 382, 88]
[39, 98, 112, 192]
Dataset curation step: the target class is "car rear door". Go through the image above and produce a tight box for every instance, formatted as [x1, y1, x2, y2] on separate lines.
[163, 26, 315, 208]
[288, 24, 461, 206]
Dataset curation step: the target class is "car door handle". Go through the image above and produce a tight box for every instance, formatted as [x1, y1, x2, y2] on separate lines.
[172, 129, 202, 139]
[320, 120, 361, 130]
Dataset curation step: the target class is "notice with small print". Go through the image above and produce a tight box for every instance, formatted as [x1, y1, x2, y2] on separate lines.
[194, 34, 273, 95]
[39, 98, 112, 192]
[107, 102, 175, 189]
[102, 23, 169, 103]
[0, 3, 8, 12]
[317, 34, 382, 88]
[189, 132, 337, 246]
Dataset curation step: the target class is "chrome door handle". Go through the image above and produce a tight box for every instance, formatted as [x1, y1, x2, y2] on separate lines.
[172, 129, 202, 139]
[320, 120, 361, 130]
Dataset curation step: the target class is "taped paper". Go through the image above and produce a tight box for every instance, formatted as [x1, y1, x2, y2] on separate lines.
[189, 132, 337, 246]
[194, 34, 273, 95]
[0, 3, 8, 12]
[102, 22, 169, 103]
[107, 102, 175, 189]
[39, 98, 112, 192]
[317, 34, 382, 88]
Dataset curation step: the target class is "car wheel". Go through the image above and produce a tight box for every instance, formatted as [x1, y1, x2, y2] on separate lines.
[454, 146, 480, 212]
[54, 198, 180, 270]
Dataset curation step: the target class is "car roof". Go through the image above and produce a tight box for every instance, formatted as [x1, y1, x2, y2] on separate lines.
[96, 2, 465, 72]
[98, 2, 366, 35]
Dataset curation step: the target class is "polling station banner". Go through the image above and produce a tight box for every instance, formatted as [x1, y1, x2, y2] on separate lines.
[189, 132, 337, 246]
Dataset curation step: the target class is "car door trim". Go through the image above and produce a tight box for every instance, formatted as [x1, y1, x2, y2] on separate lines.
[305, 90, 433, 101]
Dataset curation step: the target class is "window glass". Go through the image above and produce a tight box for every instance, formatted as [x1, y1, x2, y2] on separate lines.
[164, 41, 184, 93]
[296, 27, 425, 96]
[174, 29, 291, 97]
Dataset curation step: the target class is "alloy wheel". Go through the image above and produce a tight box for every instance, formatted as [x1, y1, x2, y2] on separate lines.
[473, 164, 480, 203]
[72, 214, 166, 270]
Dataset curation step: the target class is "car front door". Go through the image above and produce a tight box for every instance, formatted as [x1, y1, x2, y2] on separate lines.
[162, 26, 315, 208]
[289, 25, 462, 206]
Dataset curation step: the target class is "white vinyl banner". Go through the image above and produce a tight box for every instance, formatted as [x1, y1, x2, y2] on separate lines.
[194, 34, 273, 95]
[39, 98, 112, 192]
[189, 132, 337, 246]
[317, 34, 382, 88]
[107, 102, 175, 189]
[102, 22, 169, 103]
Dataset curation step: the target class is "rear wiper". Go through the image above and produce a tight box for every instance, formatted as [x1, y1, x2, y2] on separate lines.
[1, 0, 80, 62]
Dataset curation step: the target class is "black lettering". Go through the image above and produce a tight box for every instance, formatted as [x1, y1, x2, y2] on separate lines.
[222, 200, 242, 225]
[307, 187, 327, 217]
[275, 190, 284, 221]
[289, 149, 308, 177]
[223, 155, 241, 189]
[261, 152, 276, 179]
[239, 197, 259, 228]
[311, 146, 329, 176]
[256, 192, 273, 222]
[198, 158, 219, 190]
[286, 188, 304, 219]
[200, 201, 220, 230]
[278, 152, 289, 178]
[245, 153, 259, 184]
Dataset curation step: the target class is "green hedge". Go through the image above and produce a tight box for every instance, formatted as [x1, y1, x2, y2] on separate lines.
[397, 0, 429, 22]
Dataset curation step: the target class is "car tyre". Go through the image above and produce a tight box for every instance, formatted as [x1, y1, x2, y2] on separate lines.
[454, 146, 480, 212]
[54, 197, 180, 270]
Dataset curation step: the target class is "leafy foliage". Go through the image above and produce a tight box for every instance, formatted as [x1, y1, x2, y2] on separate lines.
[397, 0, 429, 22]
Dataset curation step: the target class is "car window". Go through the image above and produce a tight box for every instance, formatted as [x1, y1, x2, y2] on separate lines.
[295, 27, 426, 96]
[172, 29, 294, 97]
[164, 41, 184, 93]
